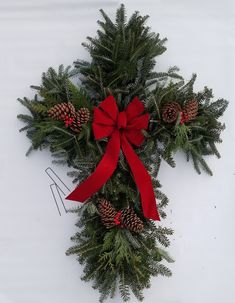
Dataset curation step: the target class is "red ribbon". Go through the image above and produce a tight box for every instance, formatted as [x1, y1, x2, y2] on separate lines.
[66, 96, 160, 221]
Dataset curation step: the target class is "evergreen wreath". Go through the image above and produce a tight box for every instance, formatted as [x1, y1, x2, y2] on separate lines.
[17, 4, 228, 302]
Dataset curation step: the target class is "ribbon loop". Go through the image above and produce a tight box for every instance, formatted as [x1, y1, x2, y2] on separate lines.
[66, 96, 160, 221]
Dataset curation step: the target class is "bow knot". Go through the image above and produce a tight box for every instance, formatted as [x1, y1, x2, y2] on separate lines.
[66, 96, 160, 221]
[117, 111, 127, 130]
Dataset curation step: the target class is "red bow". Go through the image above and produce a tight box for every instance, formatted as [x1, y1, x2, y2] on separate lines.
[66, 96, 160, 221]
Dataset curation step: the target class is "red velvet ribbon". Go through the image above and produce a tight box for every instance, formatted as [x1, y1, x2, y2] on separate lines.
[66, 96, 160, 221]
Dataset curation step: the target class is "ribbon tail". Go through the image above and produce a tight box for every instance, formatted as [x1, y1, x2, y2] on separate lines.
[66, 130, 120, 202]
[121, 135, 160, 221]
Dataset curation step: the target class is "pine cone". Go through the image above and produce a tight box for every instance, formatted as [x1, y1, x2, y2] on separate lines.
[98, 199, 144, 233]
[98, 199, 117, 228]
[162, 102, 182, 123]
[77, 107, 90, 124]
[48, 102, 76, 120]
[182, 99, 198, 121]
[120, 208, 144, 233]
[70, 112, 82, 133]
[70, 107, 90, 133]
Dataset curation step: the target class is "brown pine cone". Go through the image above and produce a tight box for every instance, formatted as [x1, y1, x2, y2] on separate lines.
[98, 199, 117, 228]
[77, 107, 90, 124]
[162, 102, 182, 123]
[182, 99, 198, 122]
[48, 102, 76, 120]
[70, 108, 90, 133]
[120, 208, 144, 233]
[70, 112, 83, 133]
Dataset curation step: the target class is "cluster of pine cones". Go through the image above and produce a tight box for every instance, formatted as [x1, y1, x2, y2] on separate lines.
[162, 99, 198, 124]
[48, 102, 90, 133]
[98, 198, 144, 233]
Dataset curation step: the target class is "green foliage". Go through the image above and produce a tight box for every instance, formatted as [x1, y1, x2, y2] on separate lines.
[17, 4, 228, 302]
[17, 65, 96, 167]
[75, 4, 171, 104]
[145, 75, 228, 175]
[66, 201, 173, 302]
[31, 65, 77, 103]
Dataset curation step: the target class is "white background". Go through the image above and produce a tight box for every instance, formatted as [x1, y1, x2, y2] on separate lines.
[0, 0, 235, 302]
